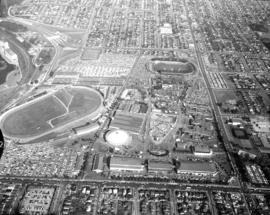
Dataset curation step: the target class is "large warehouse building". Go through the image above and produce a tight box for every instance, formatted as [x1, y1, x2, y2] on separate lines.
[177, 160, 217, 177]
[109, 156, 144, 173]
[148, 160, 174, 174]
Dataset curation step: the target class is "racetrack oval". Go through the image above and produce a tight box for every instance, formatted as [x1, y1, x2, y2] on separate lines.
[0, 86, 103, 141]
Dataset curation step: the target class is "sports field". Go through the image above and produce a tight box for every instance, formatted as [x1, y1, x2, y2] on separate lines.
[151, 58, 196, 75]
[0, 86, 103, 140]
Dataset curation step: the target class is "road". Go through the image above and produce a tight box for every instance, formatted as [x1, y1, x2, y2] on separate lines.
[182, 4, 258, 214]
[0, 16, 64, 116]
[0, 27, 36, 113]
[183, 0, 250, 194]
[0, 174, 243, 192]
[6, 16, 62, 82]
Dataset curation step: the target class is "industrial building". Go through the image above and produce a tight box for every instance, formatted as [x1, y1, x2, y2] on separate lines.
[193, 146, 213, 157]
[109, 156, 144, 173]
[177, 160, 217, 176]
[72, 124, 99, 136]
[91, 154, 104, 173]
[148, 160, 174, 174]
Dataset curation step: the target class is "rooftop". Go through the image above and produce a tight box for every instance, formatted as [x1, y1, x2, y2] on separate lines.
[178, 160, 216, 173]
[148, 161, 173, 172]
[106, 129, 132, 147]
[110, 156, 143, 168]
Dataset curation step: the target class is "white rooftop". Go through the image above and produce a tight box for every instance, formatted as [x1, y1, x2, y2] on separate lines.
[106, 129, 132, 147]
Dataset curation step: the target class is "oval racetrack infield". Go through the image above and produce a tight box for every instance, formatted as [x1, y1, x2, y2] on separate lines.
[0, 86, 103, 140]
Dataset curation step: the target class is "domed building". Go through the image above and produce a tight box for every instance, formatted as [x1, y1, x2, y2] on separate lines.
[105, 129, 132, 150]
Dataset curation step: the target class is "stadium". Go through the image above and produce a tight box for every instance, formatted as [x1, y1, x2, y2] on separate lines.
[0, 86, 103, 142]
[105, 129, 132, 150]
[150, 57, 196, 76]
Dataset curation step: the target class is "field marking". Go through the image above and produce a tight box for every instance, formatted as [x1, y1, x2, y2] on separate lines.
[55, 88, 74, 108]
[64, 89, 74, 108]
[48, 111, 77, 128]
[46, 120, 54, 128]
[53, 95, 69, 112]
[45, 95, 70, 128]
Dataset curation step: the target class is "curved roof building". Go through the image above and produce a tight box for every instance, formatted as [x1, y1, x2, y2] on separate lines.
[105, 129, 132, 149]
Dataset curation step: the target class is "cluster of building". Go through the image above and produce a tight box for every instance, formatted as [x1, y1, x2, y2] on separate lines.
[190, 0, 270, 188]
[98, 187, 133, 215]
[226, 116, 270, 185]
[184, 80, 209, 106]
[245, 164, 268, 185]
[11, 0, 194, 52]
[219, 53, 245, 73]
[0, 142, 85, 178]
[175, 190, 211, 215]
[2, 0, 270, 214]
[139, 189, 171, 215]
[238, 90, 268, 115]
[20, 186, 55, 215]
[208, 72, 228, 89]
[11, 0, 95, 29]
[228, 74, 258, 89]
[78, 65, 130, 78]
[212, 191, 248, 215]
[255, 74, 270, 91]
[0, 182, 22, 215]
[219, 90, 268, 115]
[151, 76, 181, 114]
[54, 53, 136, 86]
[108, 156, 218, 178]
[62, 185, 97, 215]
[149, 113, 176, 143]
[246, 194, 270, 215]
[190, 0, 269, 55]
[181, 111, 215, 140]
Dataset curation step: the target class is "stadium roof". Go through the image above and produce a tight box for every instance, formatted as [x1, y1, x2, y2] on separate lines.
[106, 129, 132, 147]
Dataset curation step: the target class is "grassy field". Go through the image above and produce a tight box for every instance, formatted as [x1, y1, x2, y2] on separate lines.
[69, 87, 102, 115]
[1, 87, 103, 139]
[2, 96, 66, 136]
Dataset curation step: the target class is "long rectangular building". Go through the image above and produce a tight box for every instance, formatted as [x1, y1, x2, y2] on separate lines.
[177, 160, 217, 176]
[148, 160, 174, 174]
[110, 156, 144, 172]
